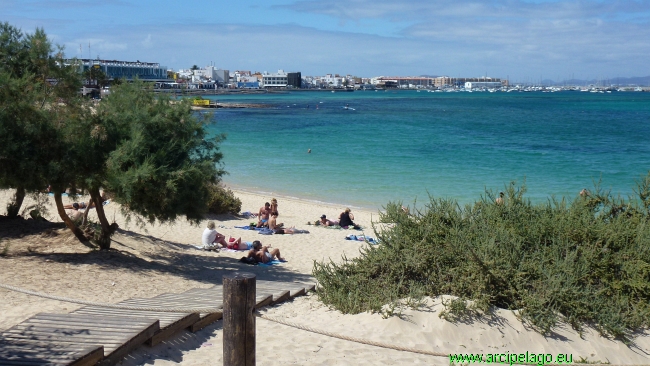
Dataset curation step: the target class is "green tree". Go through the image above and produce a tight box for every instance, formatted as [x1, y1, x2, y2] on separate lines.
[95, 80, 225, 247]
[0, 23, 82, 224]
[1, 24, 226, 248]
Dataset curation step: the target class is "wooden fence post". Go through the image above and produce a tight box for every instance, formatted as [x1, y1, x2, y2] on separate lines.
[223, 272, 256, 366]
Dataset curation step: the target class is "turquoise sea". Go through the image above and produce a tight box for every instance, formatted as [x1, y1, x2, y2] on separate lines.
[200, 91, 650, 210]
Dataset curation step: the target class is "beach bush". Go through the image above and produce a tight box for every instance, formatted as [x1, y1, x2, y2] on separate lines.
[207, 184, 242, 215]
[313, 176, 650, 341]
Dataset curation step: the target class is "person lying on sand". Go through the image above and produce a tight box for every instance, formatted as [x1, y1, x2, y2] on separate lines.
[63, 192, 109, 210]
[65, 205, 83, 224]
[247, 240, 285, 263]
[273, 227, 309, 234]
[319, 214, 339, 226]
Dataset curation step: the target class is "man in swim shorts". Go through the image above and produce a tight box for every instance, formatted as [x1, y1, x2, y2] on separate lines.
[257, 202, 271, 227]
[247, 240, 285, 263]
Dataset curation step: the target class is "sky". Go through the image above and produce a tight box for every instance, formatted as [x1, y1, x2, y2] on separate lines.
[2, 0, 650, 82]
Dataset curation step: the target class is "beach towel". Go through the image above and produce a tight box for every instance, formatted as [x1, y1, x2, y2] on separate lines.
[235, 225, 254, 230]
[341, 225, 362, 230]
[258, 228, 274, 235]
[345, 234, 379, 244]
[194, 244, 220, 251]
[258, 260, 285, 266]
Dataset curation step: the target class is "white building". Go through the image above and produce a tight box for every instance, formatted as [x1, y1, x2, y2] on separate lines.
[262, 70, 288, 87]
[464, 81, 502, 89]
[190, 66, 229, 83]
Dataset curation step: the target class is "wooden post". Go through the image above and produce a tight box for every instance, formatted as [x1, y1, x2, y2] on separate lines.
[223, 272, 256, 366]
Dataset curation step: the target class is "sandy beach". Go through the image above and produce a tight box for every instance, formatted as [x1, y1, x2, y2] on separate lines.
[1, 188, 649, 365]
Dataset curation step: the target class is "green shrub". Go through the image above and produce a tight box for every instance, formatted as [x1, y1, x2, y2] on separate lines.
[207, 184, 242, 215]
[313, 176, 650, 342]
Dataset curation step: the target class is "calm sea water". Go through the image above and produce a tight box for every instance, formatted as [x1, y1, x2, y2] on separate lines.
[199, 90, 650, 210]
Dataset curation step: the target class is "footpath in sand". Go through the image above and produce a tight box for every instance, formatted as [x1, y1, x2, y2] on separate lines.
[0, 189, 649, 365]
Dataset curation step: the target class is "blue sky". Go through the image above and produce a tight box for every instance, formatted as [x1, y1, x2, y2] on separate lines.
[2, 0, 649, 81]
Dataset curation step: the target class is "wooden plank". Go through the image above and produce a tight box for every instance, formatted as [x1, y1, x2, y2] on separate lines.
[190, 312, 222, 333]
[268, 290, 290, 306]
[254, 294, 273, 309]
[147, 313, 200, 346]
[98, 318, 158, 366]
[1, 313, 159, 366]
[0, 340, 103, 366]
[28, 314, 156, 328]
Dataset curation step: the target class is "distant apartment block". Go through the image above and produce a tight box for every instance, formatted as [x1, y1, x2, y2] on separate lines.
[193, 66, 229, 84]
[464, 81, 503, 89]
[262, 70, 302, 88]
[435, 76, 508, 88]
[372, 76, 433, 88]
[73, 59, 167, 80]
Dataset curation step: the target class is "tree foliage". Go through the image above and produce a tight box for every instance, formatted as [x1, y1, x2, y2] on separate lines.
[99, 80, 225, 225]
[1, 23, 227, 249]
[0, 23, 82, 220]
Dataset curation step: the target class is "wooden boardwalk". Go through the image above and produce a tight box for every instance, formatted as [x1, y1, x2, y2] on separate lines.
[0, 280, 314, 365]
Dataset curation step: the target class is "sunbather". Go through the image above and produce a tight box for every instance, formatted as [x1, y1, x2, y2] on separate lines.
[202, 221, 239, 249]
[268, 212, 284, 230]
[270, 198, 279, 216]
[257, 202, 271, 227]
[339, 208, 360, 229]
[66, 205, 83, 224]
[319, 214, 339, 226]
[63, 193, 108, 210]
[247, 240, 285, 263]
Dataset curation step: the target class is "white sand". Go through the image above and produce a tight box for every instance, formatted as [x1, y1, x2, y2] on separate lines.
[0, 188, 649, 365]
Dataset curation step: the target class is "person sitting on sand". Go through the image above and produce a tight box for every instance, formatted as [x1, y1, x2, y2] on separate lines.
[495, 192, 504, 205]
[319, 214, 339, 226]
[268, 212, 284, 230]
[339, 208, 359, 229]
[202, 221, 239, 250]
[257, 202, 271, 227]
[247, 240, 285, 263]
[270, 198, 279, 216]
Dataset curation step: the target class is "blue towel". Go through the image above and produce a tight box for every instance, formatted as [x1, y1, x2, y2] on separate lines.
[235, 225, 252, 230]
[258, 228, 274, 235]
[345, 234, 379, 244]
[259, 260, 284, 266]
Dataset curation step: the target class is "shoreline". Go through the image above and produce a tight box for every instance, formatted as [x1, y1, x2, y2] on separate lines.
[223, 181, 383, 213]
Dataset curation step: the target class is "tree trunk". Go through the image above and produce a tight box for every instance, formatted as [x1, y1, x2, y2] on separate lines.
[89, 187, 113, 250]
[7, 186, 26, 218]
[53, 191, 88, 242]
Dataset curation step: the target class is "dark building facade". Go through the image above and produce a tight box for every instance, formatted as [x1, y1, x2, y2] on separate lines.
[287, 72, 302, 88]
